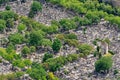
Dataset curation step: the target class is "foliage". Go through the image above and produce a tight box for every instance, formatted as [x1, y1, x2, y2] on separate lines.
[42, 53, 53, 62]
[65, 39, 79, 47]
[17, 23, 26, 32]
[65, 33, 77, 40]
[5, 5, 11, 10]
[40, 39, 52, 47]
[47, 72, 59, 80]
[29, 1, 42, 18]
[52, 38, 62, 53]
[0, 24, 5, 32]
[9, 33, 24, 44]
[42, 25, 58, 34]
[30, 46, 36, 53]
[43, 53, 79, 72]
[12, 60, 25, 68]
[0, 11, 18, 20]
[95, 56, 113, 73]
[78, 44, 94, 55]
[29, 30, 44, 46]
[21, 46, 30, 55]
[59, 19, 77, 31]
[6, 19, 14, 28]
[6, 43, 14, 53]
[0, 19, 6, 32]
[29, 63, 47, 80]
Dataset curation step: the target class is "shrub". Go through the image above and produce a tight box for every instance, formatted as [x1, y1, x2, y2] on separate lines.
[21, 46, 30, 55]
[29, 63, 47, 80]
[12, 60, 25, 68]
[40, 39, 52, 47]
[29, 30, 44, 46]
[9, 33, 24, 44]
[47, 72, 59, 80]
[6, 43, 14, 54]
[0, 24, 5, 32]
[6, 19, 14, 28]
[42, 53, 53, 62]
[59, 19, 77, 31]
[0, 19, 6, 32]
[78, 44, 94, 55]
[30, 46, 36, 53]
[0, 11, 18, 20]
[23, 59, 32, 66]
[17, 23, 26, 32]
[5, 5, 11, 10]
[65, 39, 79, 47]
[65, 33, 77, 40]
[52, 38, 62, 53]
[95, 56, 113, 73]
[29, 1, 42, 18]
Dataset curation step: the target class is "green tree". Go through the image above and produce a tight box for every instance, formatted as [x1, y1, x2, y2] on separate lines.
[95, 56, 113, 73]
[52, 38, 62, 53]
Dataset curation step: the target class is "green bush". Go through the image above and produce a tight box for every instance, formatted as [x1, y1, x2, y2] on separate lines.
[17, 23, 26, 32]
[65, 39, 79, 47]
[29, 1, 42, 18]
[30, 46, 36, 53]
[0, 19, 6, 32]
[40, 39, 52, 47]
[6, 43, 14, 53]
[29, 30, 44, 46]
[78, 44, 94, 55]
[5, 5, 11, 10]
[9, 33, 24, 44]
[0, 11, 18, 20]
[29, 63, 47, 80]
[0, 24, 5, 32]
[65, 33, 77, 40]
[21, 46, 30, 55]
[52, 38, 62, 53]
[95, 56, 113, 73]
[6, 19, 14, 28]
[42, 53, 53, 62]
[12, 60, 25, 68]
[59, 19, 77, 31]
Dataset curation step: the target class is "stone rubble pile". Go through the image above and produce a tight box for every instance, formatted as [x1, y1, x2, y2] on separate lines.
[0, 58, 12, 74]
[56, 23, 120, 80]
[35, 3, 73, 25]
[0, 0, 74, 26]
